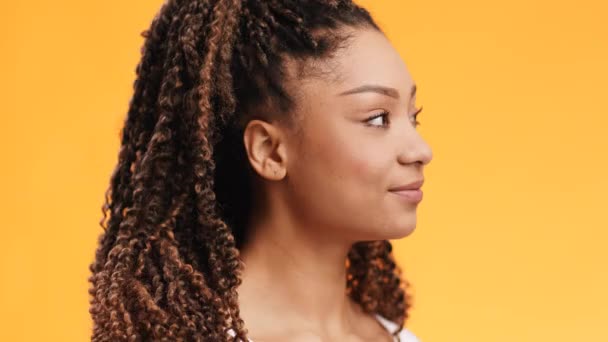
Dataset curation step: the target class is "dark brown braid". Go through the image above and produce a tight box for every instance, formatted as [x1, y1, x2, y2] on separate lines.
[88, 0, 414, 340]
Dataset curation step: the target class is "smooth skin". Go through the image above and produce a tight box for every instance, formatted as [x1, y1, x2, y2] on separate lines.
[237, 27, 433, 342]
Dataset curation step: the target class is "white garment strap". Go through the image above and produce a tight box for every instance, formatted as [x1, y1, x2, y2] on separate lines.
[226, 314, 421, 342]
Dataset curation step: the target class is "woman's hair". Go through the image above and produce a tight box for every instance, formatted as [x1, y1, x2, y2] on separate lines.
[88, 0, 414, 340]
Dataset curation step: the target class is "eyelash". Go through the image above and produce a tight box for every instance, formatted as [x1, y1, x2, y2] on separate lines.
[364, 106, 423, 128]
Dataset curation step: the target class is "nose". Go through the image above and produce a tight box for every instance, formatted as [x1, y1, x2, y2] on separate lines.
[396, 128, 433, 166]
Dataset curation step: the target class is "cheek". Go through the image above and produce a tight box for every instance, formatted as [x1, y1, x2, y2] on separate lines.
[347, 147, 390, 185]
[325, 135, 391, 190]
[304, 139, 398, 238]
[286, 115, 396, 226]
[297, 129, 393, 214]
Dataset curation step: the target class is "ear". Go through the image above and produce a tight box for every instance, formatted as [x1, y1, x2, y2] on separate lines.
[242, 119, 288, 181]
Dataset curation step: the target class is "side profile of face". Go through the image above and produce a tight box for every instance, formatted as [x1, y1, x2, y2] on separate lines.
[244, 27, 433, 243]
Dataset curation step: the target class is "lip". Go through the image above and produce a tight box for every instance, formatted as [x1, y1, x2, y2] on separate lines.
[388, 179, 424, 203]
[390, 189, 423, 203]
[388, 179, 424, 191]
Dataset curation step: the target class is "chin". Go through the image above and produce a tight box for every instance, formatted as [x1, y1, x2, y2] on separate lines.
[384, 224, 416, 240]
[385, 216, 418, 239]
[355, 222, 417, 242]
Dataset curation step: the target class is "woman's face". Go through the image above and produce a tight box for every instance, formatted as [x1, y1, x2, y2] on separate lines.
[282, 27, 433, 242]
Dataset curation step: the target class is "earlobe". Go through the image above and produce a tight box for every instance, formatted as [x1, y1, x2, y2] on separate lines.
[242, 119, 288, 181]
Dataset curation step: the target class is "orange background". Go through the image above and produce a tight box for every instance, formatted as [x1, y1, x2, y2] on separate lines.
[1, 0, 606, 341]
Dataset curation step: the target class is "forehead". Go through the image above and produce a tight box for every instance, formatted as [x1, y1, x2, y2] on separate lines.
[289, 28, 415, 101]
[335, 28, 414, 93]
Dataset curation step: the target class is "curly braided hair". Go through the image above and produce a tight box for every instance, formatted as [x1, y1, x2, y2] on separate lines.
[88, 0, 414, 340]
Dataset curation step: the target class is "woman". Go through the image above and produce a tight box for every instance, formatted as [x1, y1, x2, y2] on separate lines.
[88, 0, 432, 341]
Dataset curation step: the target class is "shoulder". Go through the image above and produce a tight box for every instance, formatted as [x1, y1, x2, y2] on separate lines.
[374, 314, 422, 342]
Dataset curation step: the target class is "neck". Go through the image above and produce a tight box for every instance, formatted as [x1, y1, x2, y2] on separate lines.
[236, 189, 362, 336]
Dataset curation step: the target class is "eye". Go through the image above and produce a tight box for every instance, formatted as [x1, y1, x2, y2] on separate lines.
[364, 111, 390, 128]
[411, 105, 423, 127]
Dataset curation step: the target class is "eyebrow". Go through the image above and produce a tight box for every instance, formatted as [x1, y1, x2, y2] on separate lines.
[338, 83, 417, 100]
